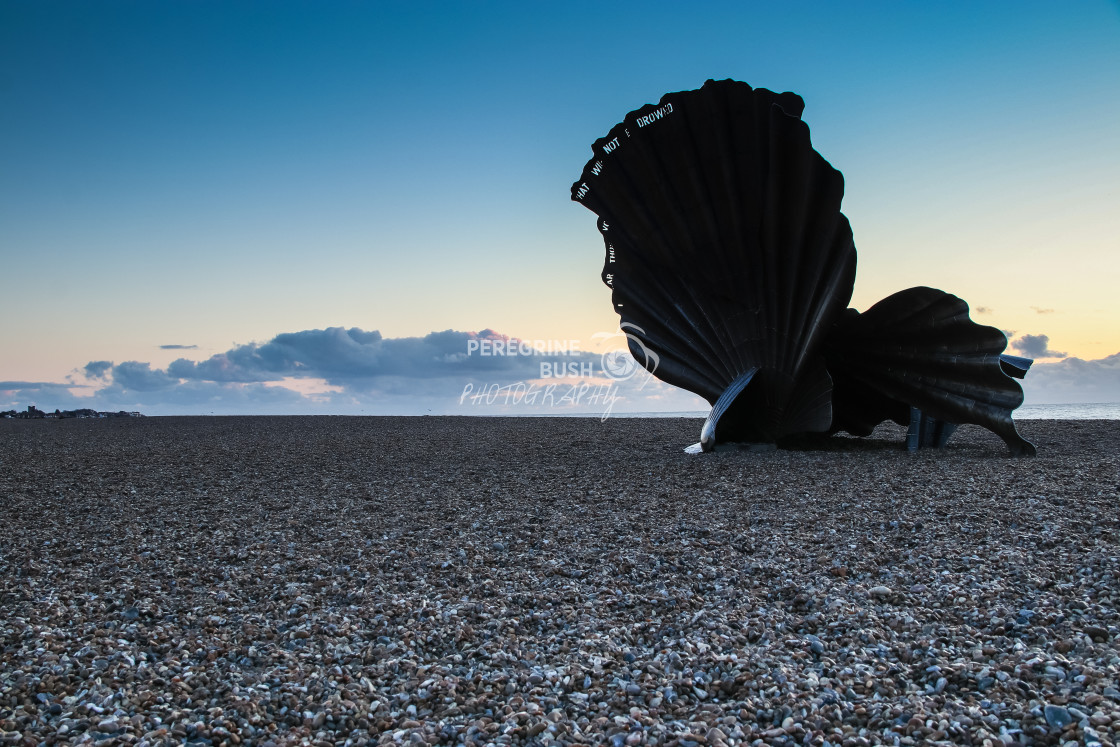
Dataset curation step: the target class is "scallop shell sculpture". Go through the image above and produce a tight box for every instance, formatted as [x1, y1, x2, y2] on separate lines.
[572, 79, 1034, 456]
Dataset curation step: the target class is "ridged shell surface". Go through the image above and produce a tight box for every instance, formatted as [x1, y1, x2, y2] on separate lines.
[572, 79, 856, 442]
[826, 287, 1035, 456]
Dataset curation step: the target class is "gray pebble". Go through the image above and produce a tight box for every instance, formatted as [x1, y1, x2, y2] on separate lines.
[1044, 704, 1072, 728]
[3, 418, 1119, 747]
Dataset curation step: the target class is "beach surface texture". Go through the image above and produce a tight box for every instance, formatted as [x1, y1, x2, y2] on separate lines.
[2, 416, 1118, 746]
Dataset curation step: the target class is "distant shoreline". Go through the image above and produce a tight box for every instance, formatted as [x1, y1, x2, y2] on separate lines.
[0, 406, 142, 420]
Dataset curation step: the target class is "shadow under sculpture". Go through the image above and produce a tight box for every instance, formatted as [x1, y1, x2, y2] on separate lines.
[571, 79, 1035, 456]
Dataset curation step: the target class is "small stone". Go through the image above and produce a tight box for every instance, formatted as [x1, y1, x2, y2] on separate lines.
[1044, 704, 1072, 728]
[1084, 626, 1109, 642]
[6, 414, 1120, 747]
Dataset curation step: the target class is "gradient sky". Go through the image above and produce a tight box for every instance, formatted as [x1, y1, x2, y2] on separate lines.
[2, 1, 1119, 414]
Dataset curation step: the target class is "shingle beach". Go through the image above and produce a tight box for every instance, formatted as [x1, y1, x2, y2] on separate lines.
[2, 416, 1118, 746]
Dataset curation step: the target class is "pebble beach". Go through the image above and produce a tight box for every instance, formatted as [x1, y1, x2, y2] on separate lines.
[2, 416, 1118, 747]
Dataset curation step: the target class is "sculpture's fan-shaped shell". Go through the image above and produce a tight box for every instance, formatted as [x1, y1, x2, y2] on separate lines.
[572, 79, 856, 443]
[825, 287, 1035, 456]
[573, 79, 1033, 455]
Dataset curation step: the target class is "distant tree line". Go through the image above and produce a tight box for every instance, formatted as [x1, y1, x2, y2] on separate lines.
[1, 405, 143, 419]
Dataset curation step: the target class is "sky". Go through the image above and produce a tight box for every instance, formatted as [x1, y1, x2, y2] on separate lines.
[2, 0, 1119, 415]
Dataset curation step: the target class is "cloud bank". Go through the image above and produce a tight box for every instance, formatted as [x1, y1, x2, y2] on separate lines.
[1020, 353, 1120, 404]
[2, 327, 706, 416]
[4, 326, 1118, 415]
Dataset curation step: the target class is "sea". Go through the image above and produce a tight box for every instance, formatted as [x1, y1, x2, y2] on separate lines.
[1013, 403, 1120, 419]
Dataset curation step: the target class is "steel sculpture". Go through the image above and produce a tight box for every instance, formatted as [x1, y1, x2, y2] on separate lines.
[572, 79, 1034, 455]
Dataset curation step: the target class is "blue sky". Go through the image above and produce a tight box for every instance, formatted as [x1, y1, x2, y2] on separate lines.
[2, 1, 1119, 414]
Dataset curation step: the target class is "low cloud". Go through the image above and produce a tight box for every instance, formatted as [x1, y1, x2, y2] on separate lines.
[160, 344, 198, 350]
[15, 323, 1113, 415]
[1031, 306, 1055, 314]
[91, 378, 319, 413]
[111, 361, 181, 392]
[1012, 333, 1067, 359]
[5, 326, 705, 415]
[164, 327, 595, 389]
[974, 306, 992, 315]
[1021, 353, 1120, 404]
[84, 361, 113, 379]
[1, 381, 89, 412]
[1, 381, 78, 395]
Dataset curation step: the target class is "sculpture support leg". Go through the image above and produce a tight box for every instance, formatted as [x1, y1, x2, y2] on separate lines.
[700, 369, 758, 452]
[906, 407, 960, 451]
